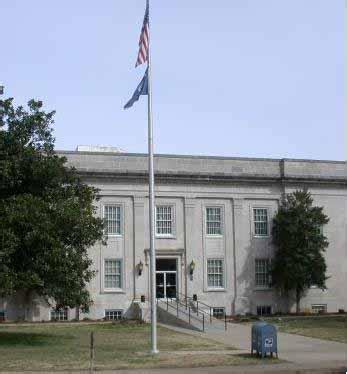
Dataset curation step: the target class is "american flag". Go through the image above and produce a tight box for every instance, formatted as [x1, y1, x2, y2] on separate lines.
[135, 0, 149, 67]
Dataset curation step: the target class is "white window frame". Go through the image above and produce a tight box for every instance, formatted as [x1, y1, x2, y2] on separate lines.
[103, 204, 123, 237]
[50, 308, 68, 321]
[255, 258, 271, 289]
[155, 205, 175, 237]
[311, 304, 327, 314]
[104, 259, 123, 291]
[206, 258, 225, 290]
[105, 309, 123, 320]
[253, 207, 269, 237]
[206, 206, 223, 236]
[212, 307, 225, 318]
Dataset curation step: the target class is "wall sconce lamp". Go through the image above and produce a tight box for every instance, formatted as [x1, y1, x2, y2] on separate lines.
[189, 260, 195, 276]
[138, 260, 144, 276]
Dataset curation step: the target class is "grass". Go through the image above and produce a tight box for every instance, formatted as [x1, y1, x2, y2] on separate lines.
[263, 315, 347, 343]
[0, 321, 278, 371]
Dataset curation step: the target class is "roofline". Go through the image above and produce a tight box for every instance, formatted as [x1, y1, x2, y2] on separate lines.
[55, 150, 346, 165]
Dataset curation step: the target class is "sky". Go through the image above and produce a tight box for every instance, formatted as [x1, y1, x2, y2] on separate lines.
[1, 0, 345, 160]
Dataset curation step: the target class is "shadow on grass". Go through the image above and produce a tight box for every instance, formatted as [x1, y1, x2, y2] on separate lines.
[0, 332, 73, 347]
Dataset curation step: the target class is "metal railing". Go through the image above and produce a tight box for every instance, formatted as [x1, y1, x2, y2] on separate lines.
[157, 292, 228, 331]
[156, 297, 206, 331]
[177, 292, 228, 331]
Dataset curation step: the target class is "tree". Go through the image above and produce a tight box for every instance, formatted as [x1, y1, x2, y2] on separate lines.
[271, 190, 329, 314]
[0, 98, 104, 316]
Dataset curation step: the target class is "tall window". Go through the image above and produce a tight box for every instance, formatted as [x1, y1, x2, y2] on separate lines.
[104, 259, 122, 289]
[253, 208, 268, 236]
[156, 205, 173, 236]
[255, 259, 270, 287]
[207, 259, 224, 288]
[104, 205, 122, 235]
[206, 207, 222, 235]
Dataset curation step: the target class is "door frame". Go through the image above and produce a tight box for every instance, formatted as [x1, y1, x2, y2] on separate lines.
[155, 257, 179, 299]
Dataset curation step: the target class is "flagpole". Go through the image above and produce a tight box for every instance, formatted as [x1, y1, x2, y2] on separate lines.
[147, 1, 158, 354]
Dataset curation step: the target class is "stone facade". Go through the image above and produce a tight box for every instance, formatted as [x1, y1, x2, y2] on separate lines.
[1, 151, 346, 321]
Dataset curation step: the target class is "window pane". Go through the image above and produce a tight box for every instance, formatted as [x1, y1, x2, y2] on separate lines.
[207, 259, 223, 288]
[254, 208, 268, 236]
[156, 206, 173, 235]
[105, 309, 123, 320]
[212, 307, 225, 318]
[50, 308, 68, 321]
[206, 207, 222, 235]
[257, 305, 272, 316]
[104, 205, 121, 235]
[104, 260, 122, 288]
[255, 259, 270, 287]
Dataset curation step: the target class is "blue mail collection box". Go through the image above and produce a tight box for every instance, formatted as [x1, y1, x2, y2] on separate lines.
[251, 322, 278, 358]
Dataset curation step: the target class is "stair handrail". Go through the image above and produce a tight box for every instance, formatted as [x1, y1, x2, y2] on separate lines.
[156, 297, 205, 331]
[176, 291, 228, 331]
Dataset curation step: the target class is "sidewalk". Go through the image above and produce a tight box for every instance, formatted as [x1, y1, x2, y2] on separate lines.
[160, 322, 347, 371]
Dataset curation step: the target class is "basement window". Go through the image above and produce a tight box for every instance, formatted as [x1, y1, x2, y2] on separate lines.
[0, 310, 5, 321]
[50, 308, 68, 321]
[311, 304, 327, 314]
[257, 305, 272, 316]
[105, 309, 123, 320]
[212, 307, 225, 319]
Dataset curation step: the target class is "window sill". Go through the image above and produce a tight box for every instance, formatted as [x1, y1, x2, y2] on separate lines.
[205, 288, 226, 292]
[254, 287, 272, 291]
[206, 235, 223, 238]
[253, 235, 270, 239]
[155, 235, 176, 239]
[102, 289, 125, 294]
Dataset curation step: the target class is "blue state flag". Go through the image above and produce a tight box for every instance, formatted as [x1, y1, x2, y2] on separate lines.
[124, 69, 148, 109]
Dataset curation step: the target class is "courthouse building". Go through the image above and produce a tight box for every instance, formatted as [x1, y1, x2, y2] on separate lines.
[1, 147, 346, 321]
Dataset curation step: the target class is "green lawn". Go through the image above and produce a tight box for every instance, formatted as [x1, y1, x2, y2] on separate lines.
[264, 315, 347, 343]
[0, 321, 277, 371]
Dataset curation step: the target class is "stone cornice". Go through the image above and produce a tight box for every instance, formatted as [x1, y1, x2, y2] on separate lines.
[78, 170, 347, 186]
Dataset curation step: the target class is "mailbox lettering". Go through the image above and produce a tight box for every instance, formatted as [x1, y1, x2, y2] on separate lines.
[265, 338, 273, 348]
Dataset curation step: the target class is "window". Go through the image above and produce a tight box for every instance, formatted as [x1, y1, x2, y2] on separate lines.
[206, 207, 222, 235]
[311, 304, 327, 314]
[0, 310, 5, 321]
[156, 205, 174, 236]
[253, 208, 269, 236]
[212, 307, 225, 319]
[104, 205, 122, 235]
[104, 259, 122, 289]
[255, 259, 271, 287]
[207, 259, 224, 288]
[105, 309, 123, 320]
[257, 305, 272, 316]
[50, 308, 68, 321]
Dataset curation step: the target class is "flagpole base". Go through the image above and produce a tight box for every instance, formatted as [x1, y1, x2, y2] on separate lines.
[151, 349, 159, 355]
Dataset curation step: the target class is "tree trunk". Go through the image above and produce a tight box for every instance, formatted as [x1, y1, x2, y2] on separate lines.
[24, 290, 33, 321]
[295, 288, 301, 314]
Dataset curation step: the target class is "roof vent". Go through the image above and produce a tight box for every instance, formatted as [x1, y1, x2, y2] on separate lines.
[76, 145, 125, 153]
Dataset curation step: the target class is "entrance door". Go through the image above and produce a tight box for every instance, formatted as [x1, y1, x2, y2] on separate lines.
[155, 258, 177, 299]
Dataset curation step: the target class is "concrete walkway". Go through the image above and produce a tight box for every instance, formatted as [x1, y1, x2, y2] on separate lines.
[160, 322, 347, 371]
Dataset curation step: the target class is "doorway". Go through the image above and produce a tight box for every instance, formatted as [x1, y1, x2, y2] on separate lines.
[156, 258, 177, 299]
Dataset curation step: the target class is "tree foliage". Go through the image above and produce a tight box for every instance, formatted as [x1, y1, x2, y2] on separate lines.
[271, 190, 329, 313]
[0, 98, 104, 311]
